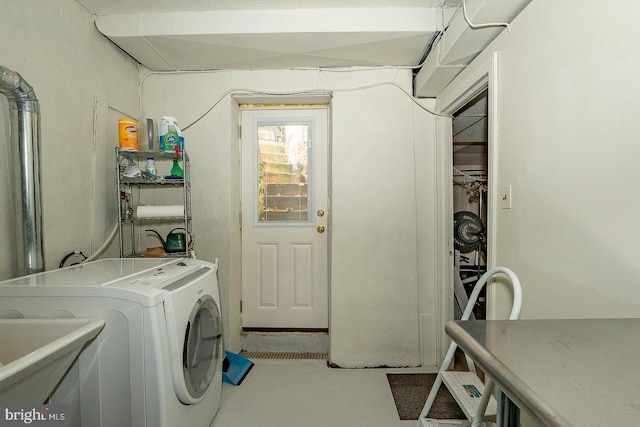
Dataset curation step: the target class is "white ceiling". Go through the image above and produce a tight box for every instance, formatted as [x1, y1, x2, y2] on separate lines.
[75, 0, 462, 71]
[76, 0, 462, 14]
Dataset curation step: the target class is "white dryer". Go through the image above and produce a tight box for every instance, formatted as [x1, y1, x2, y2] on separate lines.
[0, 258, 223, 427]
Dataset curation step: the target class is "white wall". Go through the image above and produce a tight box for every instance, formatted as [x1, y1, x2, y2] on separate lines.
[443, 0, 640, 319]
[330, 83, 420, 367]
[414, 99, 441, 367]
[141, 69, 436, 367]
[0, 0, 140, 277]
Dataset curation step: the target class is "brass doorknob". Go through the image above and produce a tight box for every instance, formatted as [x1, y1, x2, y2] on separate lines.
[317, 209, 325, 217]
[317, 225, 325, 233]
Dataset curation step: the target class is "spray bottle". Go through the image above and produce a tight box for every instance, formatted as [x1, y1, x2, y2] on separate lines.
[159, 116, 184, 152]
[170, 145, 184, 178]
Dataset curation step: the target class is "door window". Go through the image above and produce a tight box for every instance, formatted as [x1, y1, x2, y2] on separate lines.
[255, 121, 312, 224]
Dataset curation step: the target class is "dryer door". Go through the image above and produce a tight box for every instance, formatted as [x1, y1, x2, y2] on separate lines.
[178, 295, 222, 404]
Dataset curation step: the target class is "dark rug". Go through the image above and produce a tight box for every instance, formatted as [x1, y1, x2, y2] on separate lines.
[386, 373, 466, 420]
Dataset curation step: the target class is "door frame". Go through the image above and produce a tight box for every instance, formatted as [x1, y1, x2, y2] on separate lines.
[433, 52, 500, 363]
[239, 106, 329, 329]
[233, 93, 332, 333]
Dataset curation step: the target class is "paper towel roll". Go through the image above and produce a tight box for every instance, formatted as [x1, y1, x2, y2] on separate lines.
[136, 205, 184, 218]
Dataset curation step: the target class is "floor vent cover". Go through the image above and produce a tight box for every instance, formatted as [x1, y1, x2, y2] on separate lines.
[239, 351, 327, 360]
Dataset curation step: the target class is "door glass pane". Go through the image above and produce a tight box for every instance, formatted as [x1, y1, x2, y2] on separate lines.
[257, 123, 309, 222]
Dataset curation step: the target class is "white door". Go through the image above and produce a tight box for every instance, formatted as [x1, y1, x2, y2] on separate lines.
[241, 107, 328, 329]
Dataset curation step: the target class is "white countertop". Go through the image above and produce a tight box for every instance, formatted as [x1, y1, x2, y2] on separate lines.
[445, 318, 640, 427]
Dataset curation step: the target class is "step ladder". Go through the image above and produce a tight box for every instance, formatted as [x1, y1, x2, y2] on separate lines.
[417, 267, 522, 427]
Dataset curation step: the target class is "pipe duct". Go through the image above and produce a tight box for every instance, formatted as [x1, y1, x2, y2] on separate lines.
[0, 65, 44, 276]
[413, 0, 533, 97]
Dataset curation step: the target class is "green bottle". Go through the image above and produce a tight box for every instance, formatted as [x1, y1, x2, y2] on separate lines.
[171, 158, 184, 178]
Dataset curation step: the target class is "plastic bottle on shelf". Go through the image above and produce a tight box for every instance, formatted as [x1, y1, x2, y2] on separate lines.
[170, 145, 184, 178]
[170, 159, 184, 178]
[145, 158, 156, 175]
[159, 116, 184, 153]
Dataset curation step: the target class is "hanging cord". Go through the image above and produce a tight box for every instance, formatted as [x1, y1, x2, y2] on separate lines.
[86, 223, 120, 262]
[171, 81, 451, 132]
[461, 0, 511, 33]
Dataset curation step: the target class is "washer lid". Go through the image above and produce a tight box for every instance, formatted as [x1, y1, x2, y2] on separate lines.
[0, 258, 185, 306]
[0, 258, 217, 307]
[0, 258, 172, 287]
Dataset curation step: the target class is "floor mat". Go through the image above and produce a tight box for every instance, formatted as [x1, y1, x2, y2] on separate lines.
[386, 373, 467, 420]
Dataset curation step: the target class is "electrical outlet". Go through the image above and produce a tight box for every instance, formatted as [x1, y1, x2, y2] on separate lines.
[501, 185, 512, 209]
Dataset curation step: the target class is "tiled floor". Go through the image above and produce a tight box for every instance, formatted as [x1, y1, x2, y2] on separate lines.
[211, 358, 434, 427]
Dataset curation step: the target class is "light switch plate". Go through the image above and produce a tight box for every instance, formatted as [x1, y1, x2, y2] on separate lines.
[501, 185, 512, 209]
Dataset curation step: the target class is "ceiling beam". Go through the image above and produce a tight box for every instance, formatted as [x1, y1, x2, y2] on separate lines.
[414, 0, 532, 98]
[95, 8, 442, 70]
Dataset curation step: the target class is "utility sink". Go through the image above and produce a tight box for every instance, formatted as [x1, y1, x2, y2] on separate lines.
[0, 318, 104, 403]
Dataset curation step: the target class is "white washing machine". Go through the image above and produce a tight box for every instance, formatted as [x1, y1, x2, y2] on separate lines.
[0, 257, 223, 427]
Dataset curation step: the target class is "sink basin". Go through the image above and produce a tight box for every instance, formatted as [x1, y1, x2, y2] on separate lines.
[0, 318, 104, 403]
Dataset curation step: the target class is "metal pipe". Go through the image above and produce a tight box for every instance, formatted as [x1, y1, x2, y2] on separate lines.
[0, 65, 44, 275]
